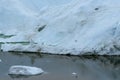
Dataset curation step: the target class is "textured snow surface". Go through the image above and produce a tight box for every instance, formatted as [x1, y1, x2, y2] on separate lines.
[0, 0, 120, 55]
[8, 65, 44, 76]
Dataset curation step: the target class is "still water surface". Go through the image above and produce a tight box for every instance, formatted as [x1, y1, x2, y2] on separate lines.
[0, 52, 120, 80]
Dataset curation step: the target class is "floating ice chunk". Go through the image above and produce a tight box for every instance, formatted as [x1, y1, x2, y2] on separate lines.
[72, 72, 78, 78]
[8, 65, 44, 76]
[72, 72, 77, 75]
[0, 59, 1, 62]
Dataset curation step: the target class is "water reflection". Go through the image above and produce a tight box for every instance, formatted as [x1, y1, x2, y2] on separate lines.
[9, 74, 29, 79]
[9, 52, 42, 65]
[0, 52, 120, 80]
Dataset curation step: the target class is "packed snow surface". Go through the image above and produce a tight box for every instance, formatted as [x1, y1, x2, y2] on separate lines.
[0, 0, 120, 55]
[8, 65, 44, 76]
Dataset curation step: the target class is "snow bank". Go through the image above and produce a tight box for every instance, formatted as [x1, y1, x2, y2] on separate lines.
[0, 0, 120, 55]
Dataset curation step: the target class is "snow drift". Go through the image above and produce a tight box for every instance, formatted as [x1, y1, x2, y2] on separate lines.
[0, 0, 120, 55]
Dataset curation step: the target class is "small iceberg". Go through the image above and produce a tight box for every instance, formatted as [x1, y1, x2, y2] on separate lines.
[8, 65, 44, 77]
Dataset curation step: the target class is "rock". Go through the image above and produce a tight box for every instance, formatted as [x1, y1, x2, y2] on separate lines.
[8, 65, 44, 77]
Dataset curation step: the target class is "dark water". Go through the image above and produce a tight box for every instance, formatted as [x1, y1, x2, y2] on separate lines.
[0, 52, 120, 80]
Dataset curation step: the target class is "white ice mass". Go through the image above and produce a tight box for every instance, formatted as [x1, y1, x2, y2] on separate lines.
[8, 65, 44, 76]
[0, 0, 120, 55]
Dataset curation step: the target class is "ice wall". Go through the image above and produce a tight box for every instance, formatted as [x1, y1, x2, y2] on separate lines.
[0, 0, 120, 55]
